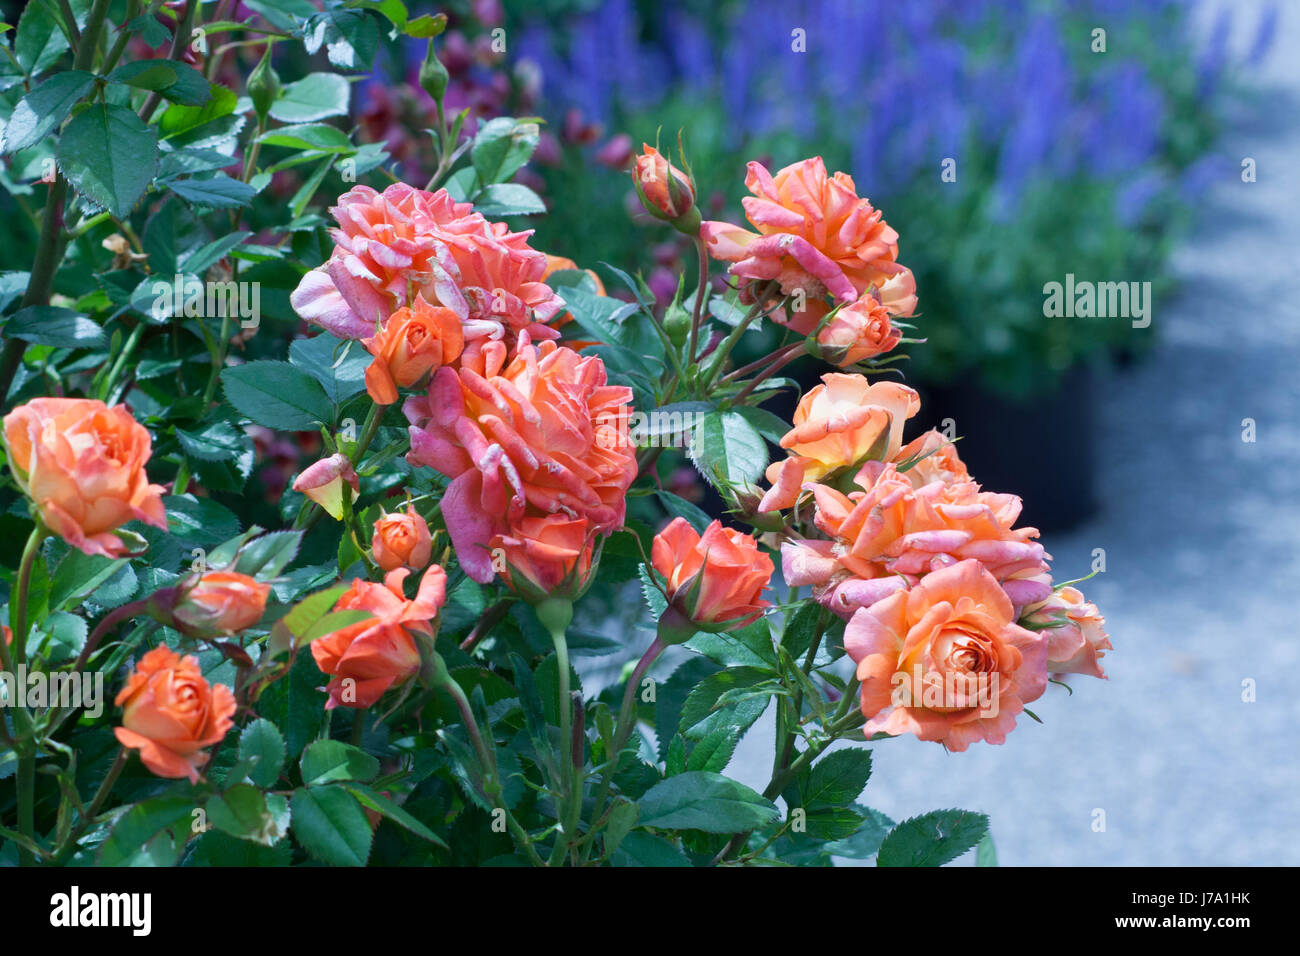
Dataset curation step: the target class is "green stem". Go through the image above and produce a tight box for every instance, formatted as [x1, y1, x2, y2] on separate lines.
[16, 751, 36, 866]
[437, 667, 545, 866]
[547, 623, 576, 865]
[688, 236, 709, 362]
[11, 525, 48, 668]
[52, 748, 128, 865]
[578, 636, 667, 864]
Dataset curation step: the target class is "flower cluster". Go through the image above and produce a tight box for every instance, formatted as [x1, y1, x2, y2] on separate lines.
[701, 157, 917, 364]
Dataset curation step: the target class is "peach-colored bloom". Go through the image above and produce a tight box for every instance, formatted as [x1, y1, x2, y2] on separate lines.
[172, 571, 270, 637]
[293, 453, 359, 520]
[1024, 586, 1112, 679]
[785, 460, 1052, 618]
[404, 336, 636, 582]
[372, 505, 433, 573]
[891, 428, 970, 489]
[700, 158, 905, 306]
[816, 292, 902, 366]
[2, 398, 166, 557]
[289, 183, 563, 358]
[114, 646, 236, 781]
[361, 294, 464, 405]
[633, 144, 696, 222]
[758, 376, 919, 511]
[491, 514, 594, 600]
[311, 566, 447, 709]
[651, 517, 773, 629]
[843, 559, 1048, 751]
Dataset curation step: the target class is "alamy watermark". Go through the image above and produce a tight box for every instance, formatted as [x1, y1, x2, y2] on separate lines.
[890, 666, 1000, 718]
[151, 274, 261, 329]
[0, 665, 103, 717]
[1042, 274, 1151, 328]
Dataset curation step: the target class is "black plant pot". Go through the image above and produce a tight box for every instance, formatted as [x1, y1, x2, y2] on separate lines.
[909, 363, 1097, 533]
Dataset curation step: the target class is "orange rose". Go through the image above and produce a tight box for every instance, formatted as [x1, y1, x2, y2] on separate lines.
[491, 514, 594, 601]
[815, 293, 902, 366]
[758, 376, 919, 511]
[2, 398, 166, 557]
[372, 504, 433, 573]
[172, 571, 270, 637]
[311, 566, 446, 709]
[844, 559, 1048, 751]
[788, 461, 1051, 617]
[701, 157, 905, 306]
[1024, 586, 1112, 679]
[114, 646, 237, 781]
[651, 517, 773, 634]
[361, 294, 464, 405]
[404, 337, 636, 583]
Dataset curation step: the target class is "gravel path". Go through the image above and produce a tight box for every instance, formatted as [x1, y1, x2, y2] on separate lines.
[720, 2, 1300, 866]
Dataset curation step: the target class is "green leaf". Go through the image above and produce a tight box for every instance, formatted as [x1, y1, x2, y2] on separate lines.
[2, 71, 94, 154]
[689, 409, 769, 486]
[687, 617, 777, 670]
[221, 360, 333, 430]
[187, 829, 291, 866]
[109, 59, 210, 105]
[227, 530, 303, 579]
[654, 490, 712, 533]
[876, 809, 990, 867]
[609, 830, 691, 867]
[976, 832, 998, 866]
[780, 600, 825, 660]
[97, 796, 196, 866]
[169, 175, 258, 209]
[678, 667, 772, 736]
[15, 1, 68, 75]
[48, 550, 129, 611]
[56, 103, 158, 218]
[288, 332, 369, 404]
[473, 182, 546, 217]
[342, 783, 449, 851]
[825, 806, 895, 859]
[257, 122, 355, 154]
[795, 749, 873, 812]
[270, 72, 351, 123]
[601, 800, 639, 857]
[471, 117, 539, 186]
[299, 739, 380, 786]
[181, 231, 251, 275]
[636, 771, 779, 834]
[238, 719, 286, 789]
[175, 419, 251, 463]
[159, 84, 236, 139]
[290, 785, 372, 866]
[2, 306, 106, 348]
[206, 785, 290, 846]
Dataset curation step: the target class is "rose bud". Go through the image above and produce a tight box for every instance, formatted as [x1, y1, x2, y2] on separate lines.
[372, 504, 433, 573]
[651, 517, 773, 642]
[2, 398, 167, 558]
[1023, 586, 1113, 679]
[491, 514, 595, 603]
[633, 143, 700, 234]
[814, 293, 903, 366]
[114, 646, 236, 782]
[170, 571, 271, 638]
[293, 453, 360, 520]
[361, 295, 465, 405]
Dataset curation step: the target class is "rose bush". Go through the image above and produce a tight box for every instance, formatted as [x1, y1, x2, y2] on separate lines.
[0, 1, 1110, 868]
